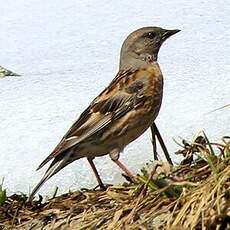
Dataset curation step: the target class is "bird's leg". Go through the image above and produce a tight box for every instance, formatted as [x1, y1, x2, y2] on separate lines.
[151, 124, 158, 161]
[150, 122, 173, 165]
[87, 157, 106, 190]
[114, 160, 136, 181]
[109, 150, 135, 182]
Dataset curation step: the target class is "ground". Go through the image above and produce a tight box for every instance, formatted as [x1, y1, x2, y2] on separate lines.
[0, 134, 229, 229]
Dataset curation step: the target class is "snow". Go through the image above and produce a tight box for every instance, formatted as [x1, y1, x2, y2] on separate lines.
[0, 0, 229, 196]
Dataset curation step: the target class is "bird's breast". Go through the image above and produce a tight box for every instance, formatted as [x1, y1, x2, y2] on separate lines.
[136, 64, 164, 112]
[144, 64, 163, 96]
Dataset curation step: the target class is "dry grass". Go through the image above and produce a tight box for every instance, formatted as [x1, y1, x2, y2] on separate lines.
[0, 134, 229, 230]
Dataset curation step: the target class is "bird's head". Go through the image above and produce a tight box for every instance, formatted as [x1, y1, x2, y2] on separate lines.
[120, 26, 180, 69]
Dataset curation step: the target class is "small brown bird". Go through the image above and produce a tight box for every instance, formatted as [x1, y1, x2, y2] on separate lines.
[29, 26, 180, 200]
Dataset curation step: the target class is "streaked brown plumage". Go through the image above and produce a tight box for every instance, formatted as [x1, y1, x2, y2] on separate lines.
[29, 26, 180, 200]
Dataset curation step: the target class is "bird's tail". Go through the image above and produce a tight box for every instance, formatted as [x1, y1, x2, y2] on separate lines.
[28, 151, 72, 201]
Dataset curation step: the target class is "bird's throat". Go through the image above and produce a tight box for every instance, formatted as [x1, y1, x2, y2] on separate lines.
[119, 52, 158, 70]
[141, 53, 158, 63]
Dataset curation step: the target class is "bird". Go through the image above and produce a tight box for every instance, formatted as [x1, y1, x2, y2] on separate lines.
[29, 26, 180, 201]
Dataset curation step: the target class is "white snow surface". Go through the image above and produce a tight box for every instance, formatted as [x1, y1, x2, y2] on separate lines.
[0, 0, 229, 196]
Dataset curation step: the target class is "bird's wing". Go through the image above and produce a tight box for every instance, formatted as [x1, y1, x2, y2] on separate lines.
[37, 69, 149, 170]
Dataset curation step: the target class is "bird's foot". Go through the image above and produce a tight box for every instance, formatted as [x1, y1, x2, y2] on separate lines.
[93, 183, 112, 191]
[122, 173, 136, 183]
[113, 159, 136, 183]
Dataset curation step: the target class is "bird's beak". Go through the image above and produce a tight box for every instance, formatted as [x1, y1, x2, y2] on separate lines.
[162, 29, 180, 40]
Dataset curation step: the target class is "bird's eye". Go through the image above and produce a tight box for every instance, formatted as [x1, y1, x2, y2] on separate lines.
[147, 32, 155, 39]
